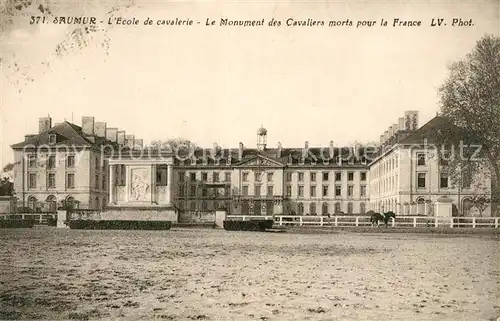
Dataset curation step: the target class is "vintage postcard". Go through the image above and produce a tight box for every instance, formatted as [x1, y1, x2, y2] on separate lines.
[0, 0, 499, 320]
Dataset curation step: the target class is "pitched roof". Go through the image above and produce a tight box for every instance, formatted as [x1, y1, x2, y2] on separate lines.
[11, 121, 102, 149]
[397, 116, 465, 145]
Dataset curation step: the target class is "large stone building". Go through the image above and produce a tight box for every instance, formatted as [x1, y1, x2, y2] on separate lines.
[10, 111, 492, 217]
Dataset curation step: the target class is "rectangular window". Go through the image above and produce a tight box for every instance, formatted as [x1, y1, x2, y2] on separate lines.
[66, 155, 75, 168]
[225, 172, 231, 182]
[347, 185, 353, 197]
[267, 172, 273, 182]
[322, 172, 329, 181]
[190, 202, 196, 211]
[298, 172, 304, 182]
[417, 173, 426, 188]
[213, 172, 219, 182]
[47, 173, 55, 188]
[102, 175, 107, 190]
[28, 155, 37, 168]
[242, 185, 249, 196]
[286, 185, 292, 197]
[322, 185, 328, 197]
[189, 172, 196, 181]
[255, 171, 262, 182]
[286, 172, 292, 182]
[201, 173, 208, 181]
[254, 185, 261, 196]
[95, 157, 99, 170]
[348, 172, 354, 181]
[462, 169, 472, 188]
[360, 185, 367, 197]
[178, 172, 185, 183]
[298, 186, 304, 197]
[310, 172, 316, 182]
[335, 185, 341, 197]
[95, 175, 99, 189]
[440, 173, 449, 188]
[310, 186, 316, 197]
[267, 186, 273, 196]
[242, 172, 249, 182]
[66, 173, 75, 189]
[417, 153, 426, 166]
[47, 155, 56, 169]
[335, 172, 342, 181]
[202, 188, 207, 197]
[29, 173, 37, 188]
[190, 185, 197, 196]
[360, 172, 367, 181]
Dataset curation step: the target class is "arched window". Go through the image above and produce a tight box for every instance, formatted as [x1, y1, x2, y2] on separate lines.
[322, 203, 329, 215]
[64, 196, 75, 210]
[46, 195, 57, 213]
[334, 202, 341, 213]
[347, 202, 353, 214]
[416, 197, 425, 215]
[462, 198, 473, 216]
[241, 201, 249, 215]
[360, 202, 366, 214]
[28, 196, 37, 212]
[309, 203, 316, 215]
[297, 202, 304, 215]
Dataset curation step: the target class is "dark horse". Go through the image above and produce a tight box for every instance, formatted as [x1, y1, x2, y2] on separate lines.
[370, 211, 396, 227]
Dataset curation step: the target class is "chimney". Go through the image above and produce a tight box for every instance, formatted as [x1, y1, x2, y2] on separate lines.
[388, 126, 394, 138]
[384, 131, 389, 142]
[94, 122, 107, 138]
[38, 117, 52, 133]
[277, 142, 282, 158]
[54, 122, 60, 127]
[134, 138, 143, 150]
[329, 141, 334, 159]
[380, 134, 384, 145]
[398, 117, 405, 131]
[117, 131, 126, 145]
[82, 116, 95, 135]
[393, 123, 399, 133]
[302, 141, 309, 158]
[238, 142, 244, 161]
[106, 128, 118, 142]
[125, 135, 135, 148]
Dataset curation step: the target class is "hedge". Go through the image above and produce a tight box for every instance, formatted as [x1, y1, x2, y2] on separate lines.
[0, 219, 36, 229]
[68, 220, 172, 230]
[223, 220, 274, 232]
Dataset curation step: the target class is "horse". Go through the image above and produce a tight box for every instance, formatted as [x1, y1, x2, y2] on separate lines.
[370, 211, 396, 227]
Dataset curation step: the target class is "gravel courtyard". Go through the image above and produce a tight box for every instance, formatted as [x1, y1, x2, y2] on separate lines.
[0, 227, 499, 321]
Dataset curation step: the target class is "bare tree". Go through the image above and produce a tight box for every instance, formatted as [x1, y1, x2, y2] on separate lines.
[437, 34, 500, 215]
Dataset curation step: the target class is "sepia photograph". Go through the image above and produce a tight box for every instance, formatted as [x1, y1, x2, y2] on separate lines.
[0, 0, 499, 320]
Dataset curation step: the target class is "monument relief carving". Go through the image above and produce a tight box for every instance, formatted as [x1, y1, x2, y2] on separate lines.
[130, 168, 151, 201]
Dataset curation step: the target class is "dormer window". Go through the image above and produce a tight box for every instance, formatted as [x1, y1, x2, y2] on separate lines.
[48, 133, 56, 145]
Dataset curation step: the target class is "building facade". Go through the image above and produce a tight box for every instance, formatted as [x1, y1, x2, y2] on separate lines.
[10, 111, 492, 217]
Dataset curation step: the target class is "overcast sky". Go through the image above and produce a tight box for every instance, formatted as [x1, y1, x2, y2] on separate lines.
[1, 0, 499, 166]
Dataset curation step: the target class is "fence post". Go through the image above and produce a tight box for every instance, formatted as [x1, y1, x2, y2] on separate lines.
[391, 217, 395, 227]
[495, 218, 498, 229]
[334, 216, 338, 227]
[242, 216, 246, 222]
[450, 217, 454, 228]
[413, 217, 417, 228]
[279, 216, 283, 226]
[355, 217, 359, 227]
[320, 216, 324, 227]
[434, 217, 438, 228]
[472, 217, 476, 228]
[299, 216, 303, 226]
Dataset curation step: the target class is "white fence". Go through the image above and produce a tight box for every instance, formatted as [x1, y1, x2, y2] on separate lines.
[226, 215, 500, 229]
